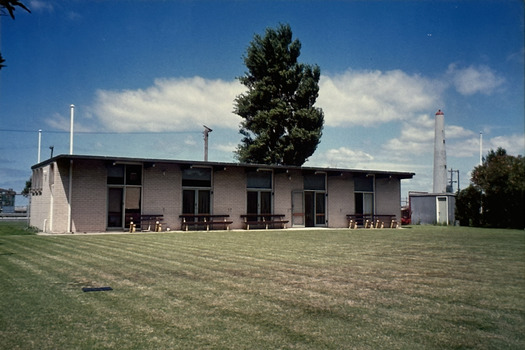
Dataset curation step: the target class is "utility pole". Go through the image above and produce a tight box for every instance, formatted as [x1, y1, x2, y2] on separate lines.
[203, 125, 213, 162]
[448, 168, 460, 193]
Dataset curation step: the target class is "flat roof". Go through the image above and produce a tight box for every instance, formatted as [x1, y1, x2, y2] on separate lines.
[32, 154, 415, 179]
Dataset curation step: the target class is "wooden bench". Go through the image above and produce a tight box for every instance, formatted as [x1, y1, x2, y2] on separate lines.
[240, 214, 289, 230]
[179, 214, 233, 231]
[347, 214, 398, 229]
[129, 214, 164, 232]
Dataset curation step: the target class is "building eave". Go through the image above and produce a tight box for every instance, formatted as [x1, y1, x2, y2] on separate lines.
[32, 154, 415, 179]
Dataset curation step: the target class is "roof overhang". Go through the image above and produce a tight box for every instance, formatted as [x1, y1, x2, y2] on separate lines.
[32, 154, 415, 179]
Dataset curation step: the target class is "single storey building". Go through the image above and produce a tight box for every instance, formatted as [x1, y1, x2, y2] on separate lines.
[409, 192, 456, 225]
[29, 154, 414, 233]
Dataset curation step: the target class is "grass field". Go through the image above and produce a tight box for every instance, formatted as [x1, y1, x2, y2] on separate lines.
[1, 225, 524, 349]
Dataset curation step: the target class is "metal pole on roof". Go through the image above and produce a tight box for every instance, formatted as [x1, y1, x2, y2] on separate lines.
[203, 125, 212, 161]
[37, 129, 42, 163]
[69, 104, 75, 155]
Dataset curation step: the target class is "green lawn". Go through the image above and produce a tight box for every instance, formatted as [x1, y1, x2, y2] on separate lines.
[0, 220, 36, 236]
[1, 226, 524, 349]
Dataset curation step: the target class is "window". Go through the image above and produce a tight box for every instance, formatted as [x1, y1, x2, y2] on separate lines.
[246, 170, 272, 215]
[182, 167, 211, 187]
[182, 167, 212, 216]
[107, 164, 142, 229]
[354, 176, 374, 215]
[304, 173, 326, 226]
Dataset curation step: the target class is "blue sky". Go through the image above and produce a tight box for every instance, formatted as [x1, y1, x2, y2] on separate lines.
[1, 0, 524, 205]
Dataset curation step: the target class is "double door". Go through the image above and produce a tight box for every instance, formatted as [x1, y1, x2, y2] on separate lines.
[291, 190, 326, 227]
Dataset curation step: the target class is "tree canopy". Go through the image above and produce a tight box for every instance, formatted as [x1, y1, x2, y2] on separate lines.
[234, 24, 324, 166]
[456, 148, 525, 229]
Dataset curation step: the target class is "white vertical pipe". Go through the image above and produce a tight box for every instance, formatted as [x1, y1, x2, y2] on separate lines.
[68, 160, 73, 233]
[38, 129, 42, 163]
[68, 104, 75, 232]
[69, 104, 75, 155]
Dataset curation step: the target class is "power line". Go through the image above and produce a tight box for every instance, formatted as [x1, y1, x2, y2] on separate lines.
[0, 129, 201, 135]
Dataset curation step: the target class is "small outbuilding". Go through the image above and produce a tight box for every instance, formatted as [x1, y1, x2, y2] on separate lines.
[409, 192, 456, 225]
[29, 154, 414, 233]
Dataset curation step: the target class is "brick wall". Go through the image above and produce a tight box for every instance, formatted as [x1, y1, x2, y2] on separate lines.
[213, 167, 246, 229]
[142, 163, 181, 230]
[70, 159, 107, 233]
[327, 174, 354, 228]
[375, 177, 401, 221]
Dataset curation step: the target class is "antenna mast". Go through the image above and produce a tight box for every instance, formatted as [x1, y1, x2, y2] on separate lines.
[203, 125, 213, 161]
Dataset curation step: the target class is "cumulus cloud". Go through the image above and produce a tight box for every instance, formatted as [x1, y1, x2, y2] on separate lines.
[87, 65, 506, 139]
[382, 114, 475, 157]
[92, 69, 444, 132]
[446, 64, 505, 95]
[486, 134, 525, 156]
[307, 147, 374, 168]
[317, 69, 444, 127]
[94, 77, 244, 132]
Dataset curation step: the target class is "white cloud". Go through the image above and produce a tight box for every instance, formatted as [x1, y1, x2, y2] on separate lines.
[215, 142, 238, 153]
[317, 69, 444, 127]
[307, 147, 373, 168]
[94, 77, 244, 132]
[29, 0, 54, 12]
[447, 64, 505, 95]
[382, 114, 476, 157]
[486, 134, 525, 156]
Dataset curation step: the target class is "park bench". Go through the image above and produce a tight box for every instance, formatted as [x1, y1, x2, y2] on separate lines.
[179, 214, 233, 231]
[240, 214, 289, 230]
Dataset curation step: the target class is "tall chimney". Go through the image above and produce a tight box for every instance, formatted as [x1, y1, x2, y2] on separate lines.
[433, 109, 447, 193]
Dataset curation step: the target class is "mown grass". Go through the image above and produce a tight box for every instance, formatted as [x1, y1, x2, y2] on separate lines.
[0, 220, 36, 236]
[0, 226, 524, 349]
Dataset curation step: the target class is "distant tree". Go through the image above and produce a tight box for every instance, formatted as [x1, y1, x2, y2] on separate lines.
[0, 0, 31, 70]
[21, 178, 31, 197]
[456, 148, 525, 229]
[455, 185, 482, 227]
[234, 24, 324, 166]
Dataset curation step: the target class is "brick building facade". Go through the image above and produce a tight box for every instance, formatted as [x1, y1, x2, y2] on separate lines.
[30, 155, 414, 233]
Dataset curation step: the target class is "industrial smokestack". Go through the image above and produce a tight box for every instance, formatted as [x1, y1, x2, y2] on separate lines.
[433, 109, 447, 193]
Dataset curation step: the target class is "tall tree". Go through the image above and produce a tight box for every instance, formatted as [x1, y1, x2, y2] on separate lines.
[456, 148, 525, 229]
[0, 0, 31, 70]
[234, 24, 324, 166]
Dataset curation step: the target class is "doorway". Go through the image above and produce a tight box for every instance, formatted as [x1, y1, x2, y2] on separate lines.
[436, 196, 448, 224]
[304, 191, 326, 227]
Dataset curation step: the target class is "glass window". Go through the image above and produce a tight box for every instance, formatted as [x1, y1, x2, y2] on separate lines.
[247, 171, 272, 189]
[182, 168, 212, 187]
[354, 176, 373, 192]
[182, 190, 195, 214]
[126, 165, 142, 185]
[108, 165, 125, 184]
[304, 174, 325, 190]
[183, 189, 211, 216]
[315, 192, 326, 225]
